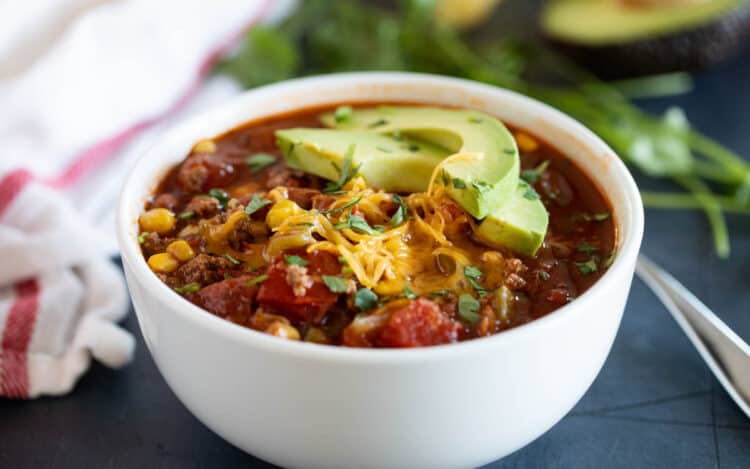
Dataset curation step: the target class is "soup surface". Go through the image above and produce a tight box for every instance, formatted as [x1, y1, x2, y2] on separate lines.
[138, 104, 616, 347]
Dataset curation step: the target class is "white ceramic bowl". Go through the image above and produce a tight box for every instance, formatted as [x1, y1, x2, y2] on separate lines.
[117, 73, 644, 469]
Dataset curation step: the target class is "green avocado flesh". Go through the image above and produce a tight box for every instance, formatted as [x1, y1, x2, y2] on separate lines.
[275, 129, 449, 193]
[475, 182, 549, 258]
[542, 0, 746, 45]
[321, 106, 520, 220]
[275, 106, 549, 256]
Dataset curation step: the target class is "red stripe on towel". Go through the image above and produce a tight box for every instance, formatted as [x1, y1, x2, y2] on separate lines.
[0, 279, 41, 398]
[0, 169, 33, 218]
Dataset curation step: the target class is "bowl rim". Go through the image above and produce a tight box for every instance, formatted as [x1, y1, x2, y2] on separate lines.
[116, 71, 644, 363]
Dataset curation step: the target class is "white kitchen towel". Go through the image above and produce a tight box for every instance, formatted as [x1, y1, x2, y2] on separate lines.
[0, 0, 292, 398]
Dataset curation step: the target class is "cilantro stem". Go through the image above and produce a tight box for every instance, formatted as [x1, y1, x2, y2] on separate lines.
[675, 176, 730, 258]
[641, 192, 750, 215]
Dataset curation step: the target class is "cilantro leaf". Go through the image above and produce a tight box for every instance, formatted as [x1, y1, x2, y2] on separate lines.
[463, 266, 483, 280]
[246, 153, 277, 173]
[174, 283, 201, 294]
[209, 188, 230, 209]
[246, 274, 269, 287]
[576, 258, 599, 275]
[334, 105, 353, 123]
[322, 275, 348, 293]
[322, 196, 361, 215]
[244, 194, 272, 215]
[403, 285, 417, 299]
[324, 144, 360, 194]
[577, 242, 598, 254]
[224, 253, 241, 265]
[520, 160, 550, 185]
[390, 194, 407, 227]
[458, 294, 481, 323]
[284, 255, 309, 266]
[354, 288, 378, 311]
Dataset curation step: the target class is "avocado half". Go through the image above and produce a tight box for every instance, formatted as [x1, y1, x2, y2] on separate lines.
[541, 0, 750, 77]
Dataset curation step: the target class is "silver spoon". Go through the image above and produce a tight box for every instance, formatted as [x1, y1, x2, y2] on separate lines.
[636, 254, 750, 418]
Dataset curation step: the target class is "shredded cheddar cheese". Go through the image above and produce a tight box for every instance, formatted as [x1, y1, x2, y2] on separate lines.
[263, 167, 494, 297]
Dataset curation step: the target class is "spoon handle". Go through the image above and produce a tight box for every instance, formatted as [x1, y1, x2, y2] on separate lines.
[635, 255, 750, 418]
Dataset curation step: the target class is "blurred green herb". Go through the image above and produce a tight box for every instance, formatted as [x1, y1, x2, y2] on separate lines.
[216, 0, 750, 258]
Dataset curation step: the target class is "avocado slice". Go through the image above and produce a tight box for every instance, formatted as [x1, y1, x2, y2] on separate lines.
[542, 0, 750, 77]
[275, 128, 449, 192]
[475, 182, 549, 258]
[321, 106, 519, 219]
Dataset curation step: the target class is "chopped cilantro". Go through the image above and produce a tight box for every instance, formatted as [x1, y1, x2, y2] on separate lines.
[406, 143, 419, 152]
[458, 294, 481, 323]
[338, 255, 348, 264]
[178, 210, 195, 220]
[537, 270, 551, 281]
[503, 148, 516, 155]
[224, 253, 241, 265]
[284, 255, 309, 267]
[467, 116, 483, 124]
[245, 153, 276, 173]
[335, 213, 378, 235]
[342, 266, 353, 275]
[322, 275, 348, 293]
[244, 194, 272, 215]
[376, 145, 392, 153]
[322, 196, 361, 215]
[324, 144, 360, 194]
[520, 160, 550, 185]
[174, 283, 201, 294]
[576, 258, 599, 275]
[522, 183, 541, 200]
[469, 279, 488, 297]
[577, 242, 598, 254]
[334, 105, 353, 123]
[354, 288, 378, 311]
[603, 251, 617, 268]
[137, 231, 149, 244]
[441, 170, 450, 186]
[430, 289, 452, 298]
[464, 266, 483, 280]
[208, 188, 230, 209]
[592, 212, 611, 221]
[471, 181, 490, 192]
[578, 212, 611, 222]
[452, 178, 467, 189]
[403, 285, 417, 299]
[368, 118, 388, 128]
[246, 274, 268, 287]
[390, 194, 407, 227]
[391, 129, 403, 141]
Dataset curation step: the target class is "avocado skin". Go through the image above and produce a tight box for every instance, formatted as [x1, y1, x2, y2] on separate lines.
[544, 4, 750, 78]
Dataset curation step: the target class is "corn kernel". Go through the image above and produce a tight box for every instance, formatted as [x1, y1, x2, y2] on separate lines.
[166, 240, 195, 262]
[193, 139, 216, 154]
[139, 208, 176, 234]
[304, 327, 330, 344]
[515, 132, 539, 153]
[147, 252, 179, 273]
[266, 200, 303, 229]
[265, 321, 300, 340]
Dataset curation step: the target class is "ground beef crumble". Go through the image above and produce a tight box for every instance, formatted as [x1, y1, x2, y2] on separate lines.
[174, 254, 233, 287]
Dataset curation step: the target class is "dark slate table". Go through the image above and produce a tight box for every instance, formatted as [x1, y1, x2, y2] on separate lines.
[2, 10, 749, 469]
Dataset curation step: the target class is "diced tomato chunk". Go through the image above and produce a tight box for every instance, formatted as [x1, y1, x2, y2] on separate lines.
[257, 250, 341, 324]
[193, 275, 257, 320]
[377, 299, 461, 348]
